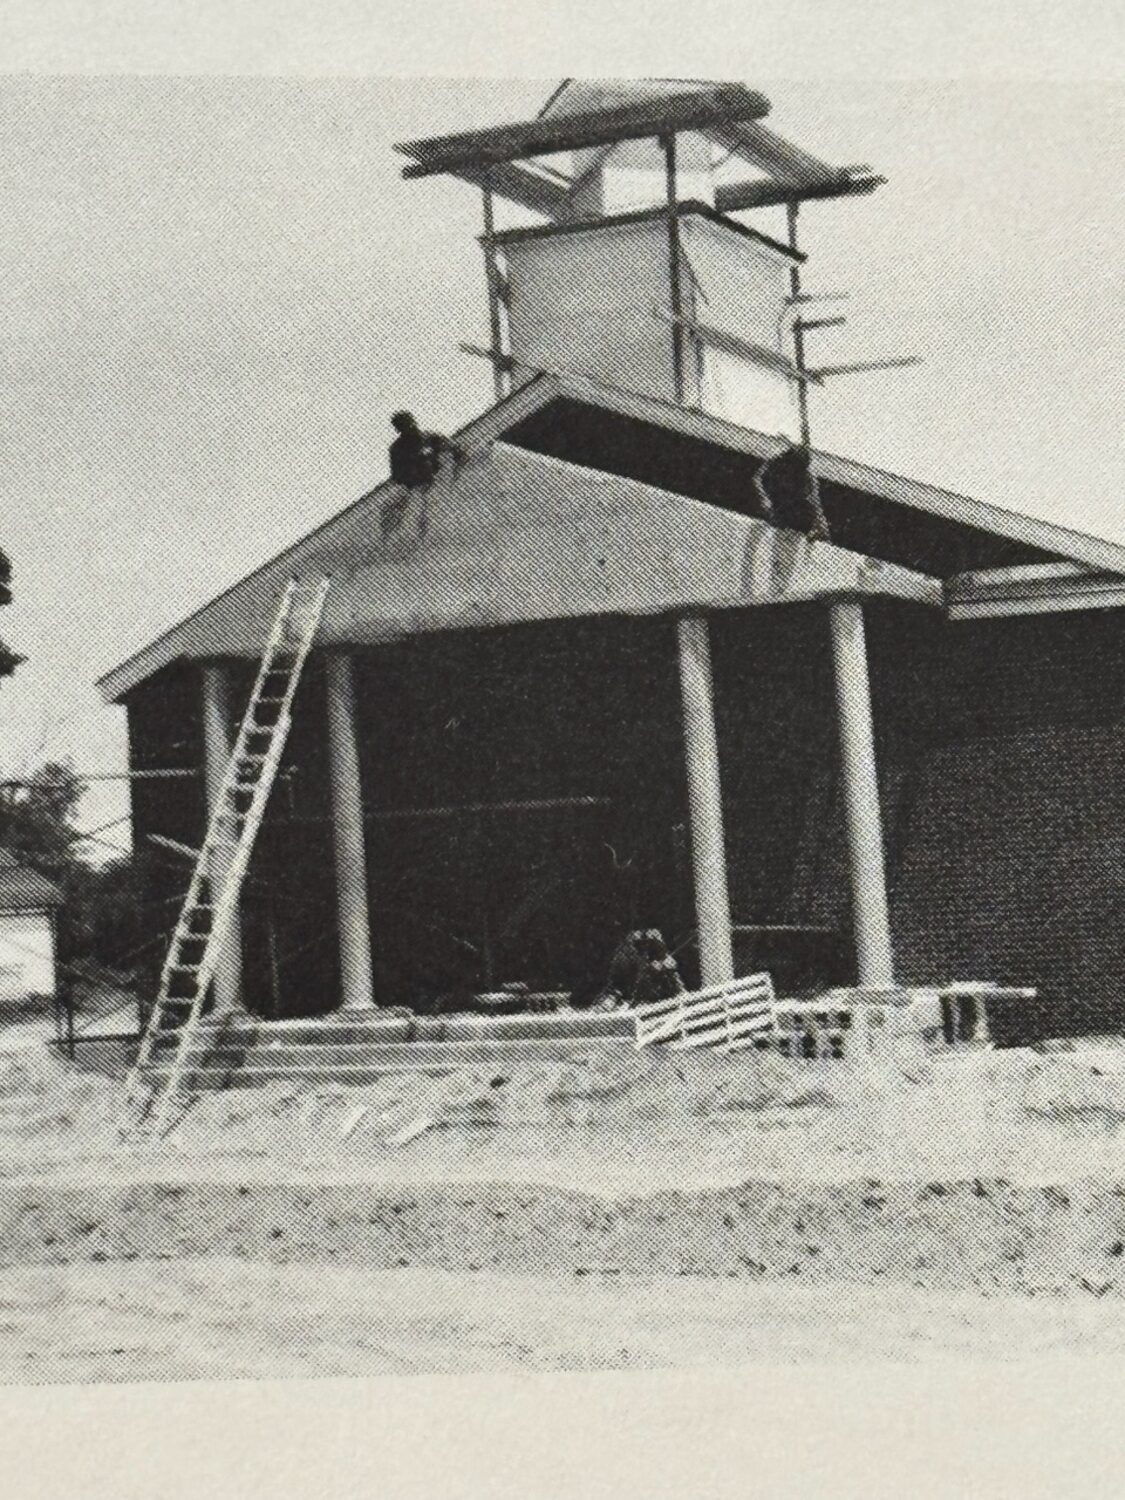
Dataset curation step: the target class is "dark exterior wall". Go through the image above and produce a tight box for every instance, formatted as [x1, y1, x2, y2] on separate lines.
[352, 615, 695, 1004]
[125, 600, 1125, 1039]
[709, 604, 853, 991]
[124, 662, 207, 997]
[239, 660, 341, 1018]
[710, 599, 1125, 1040]
[126, 658, 341, 1019]
[868, 605, 1125, 1041]
[126, 618, 696, 1015]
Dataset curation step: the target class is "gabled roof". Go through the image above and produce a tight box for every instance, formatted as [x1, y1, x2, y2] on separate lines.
[537, 81, 885, 214]
[0, 850, 63, 911]
[494, 372, 1125, 576]
[97, 368, 1125, 703]
[397, 82, 770, 180]
[97, 425, 939, 703]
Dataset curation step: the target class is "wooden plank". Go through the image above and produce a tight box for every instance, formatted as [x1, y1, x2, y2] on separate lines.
[951, 561, 1095, 587]
[946, 565, 1125, 620]
[449, 159, 571, 216]
[634, 971, 774, 1021]
[704, 119, 838, 186]
[809, 354, 922, 381]
[481, 182, 507, 401]
[716, 172, 884, 213]
[367, 794, 611, 823]
[663, 133, 686, 404]
[397, 84, 770, 178]
[668, 1012, 772, 1051]
[490, 202, 800, 261]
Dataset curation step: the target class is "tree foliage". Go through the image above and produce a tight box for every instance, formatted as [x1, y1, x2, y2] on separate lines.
[0, 760, 85, 878]
[0, 761, 152, 986]
[0, 547, 22, 678]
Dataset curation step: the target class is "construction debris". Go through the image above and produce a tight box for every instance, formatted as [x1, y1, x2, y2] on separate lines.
[634, 971, 776, 1052]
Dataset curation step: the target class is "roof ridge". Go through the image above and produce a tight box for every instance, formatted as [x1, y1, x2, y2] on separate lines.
[97, 370, 1125, 704]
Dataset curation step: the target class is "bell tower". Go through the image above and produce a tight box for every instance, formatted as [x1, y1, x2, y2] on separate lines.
[397, 79, 911, 448]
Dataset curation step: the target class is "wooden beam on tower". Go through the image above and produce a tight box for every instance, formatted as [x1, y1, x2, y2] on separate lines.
[397, 83, 771, 179]
[716, 170, 884, 214]
[653, 305, 816, 383]
[663, 132, 686, 404]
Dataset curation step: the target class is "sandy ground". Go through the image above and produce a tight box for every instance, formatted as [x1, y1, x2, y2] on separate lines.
[7, 1258, 1125, 1384]
[2, 1033, 1125, 1380]
[2, 1037, 1125, 1192]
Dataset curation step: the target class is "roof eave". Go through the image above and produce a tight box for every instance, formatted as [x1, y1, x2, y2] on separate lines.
[96, 373, 566, 704]
[98, 367, 1125, 703]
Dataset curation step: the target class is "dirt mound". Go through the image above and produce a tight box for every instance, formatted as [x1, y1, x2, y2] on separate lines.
[0, 1049, 116, 1153]
[6, 1037, 1125, 1201]
[2, 1175, 1125, 1302]
[1023, 1045, 1125, 1124]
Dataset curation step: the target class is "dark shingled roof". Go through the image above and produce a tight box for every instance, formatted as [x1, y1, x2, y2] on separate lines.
[0, 850, 63, 911]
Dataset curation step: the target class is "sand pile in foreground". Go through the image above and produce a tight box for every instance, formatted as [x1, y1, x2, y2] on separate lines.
[1, 1174, 1125, 1300]
[0, 1039, 1123, 1314]
[3, 1039, 1125, 1192]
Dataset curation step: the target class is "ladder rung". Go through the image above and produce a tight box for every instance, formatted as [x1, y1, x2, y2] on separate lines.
[125, 573, 328, 1136]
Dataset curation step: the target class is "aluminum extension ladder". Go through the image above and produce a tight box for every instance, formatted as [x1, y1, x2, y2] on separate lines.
[121, 575, 331, 1137]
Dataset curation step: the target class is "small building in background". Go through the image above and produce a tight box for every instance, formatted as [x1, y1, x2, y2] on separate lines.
[0, 851, 63, 1003]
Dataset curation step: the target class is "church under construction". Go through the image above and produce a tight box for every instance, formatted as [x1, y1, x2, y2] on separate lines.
[100, 79, 1125, 1073]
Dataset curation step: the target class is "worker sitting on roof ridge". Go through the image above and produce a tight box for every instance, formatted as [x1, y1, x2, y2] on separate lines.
[753, 440, 831, 542]
[388, 410, 468, 490]
[382, 410, 470, 540]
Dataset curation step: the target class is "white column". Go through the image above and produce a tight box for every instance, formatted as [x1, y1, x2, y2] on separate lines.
[201, 663, 243, 1012]
[325, 653, 375, 1011]
[677, 614, 735, 987]
[829, 599, 895, 988]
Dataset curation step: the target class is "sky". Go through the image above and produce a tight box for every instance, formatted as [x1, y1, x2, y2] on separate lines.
[0, 68, 1122, 852]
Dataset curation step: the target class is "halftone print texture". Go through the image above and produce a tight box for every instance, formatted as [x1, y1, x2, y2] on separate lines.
[1, 75, 1125, 1385]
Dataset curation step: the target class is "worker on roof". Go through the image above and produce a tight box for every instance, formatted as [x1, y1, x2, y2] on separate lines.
[388, 411, 467, 490]
[382, 411, 469, 540]
[753, 441, 831, 542]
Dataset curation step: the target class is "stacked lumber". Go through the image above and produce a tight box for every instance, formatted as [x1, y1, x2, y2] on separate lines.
[633, 972, 776, 1054]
